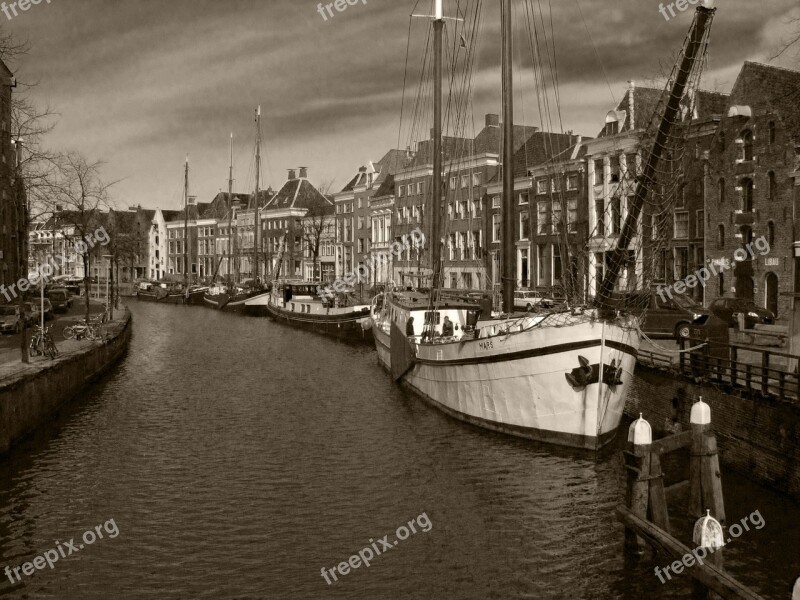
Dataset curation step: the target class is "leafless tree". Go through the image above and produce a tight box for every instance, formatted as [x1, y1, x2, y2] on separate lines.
[302, 203, 334, 282]
[771, 14, 800, 60]
[50, 152, 116, 319]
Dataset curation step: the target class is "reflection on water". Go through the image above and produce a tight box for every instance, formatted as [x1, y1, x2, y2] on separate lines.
[0, 301, 796, 599]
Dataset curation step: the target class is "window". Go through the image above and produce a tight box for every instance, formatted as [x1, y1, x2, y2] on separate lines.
[492, 214, 501, 242]
[398, 185, 404, 198]
[553, 244, 562, 282]
[551, 177, 561, 193]
[520, 212, 530, 240]
[610, 198, 621, 235]
[537, 202, 549, 234]
[357, 198, 363, 209]
[717, 224, 725, 249]
[625, 153, 638, 175]
[741, 178, 754, 212]
[767, 221, 775, 247]
[357, 239, 364, 253]
[358, 216, 364, 230]
[674, 247, 688, 280]
[461, 175, 469, 189]
[519, 192, 529, 205]
[417, 182, 423, 195]
[567, 198, 577, 232]
[472, 198, 481, 215]
[448, 203, 454, 220]
[674, 211, 689, 239]
[449, 176, 457, 189]
[460, 200, 468, 218]
[538, 245, 548, 286]
[718, 178, 725, 206]
[742, 130, 754, 161]
[448, 233, 455, 260]
[696, 210, 704, 239]
[566, 174, 578, 191]
[594, 159, 605, 185]
[768, 121, 776, 144]
[595, 200, 605, 236]
[610, 156, 620, 183]
[552, 200, 562, 234]
[536, 179, 547, 195]
[472, 173, 481, 187]
[492, 196, 501, 209]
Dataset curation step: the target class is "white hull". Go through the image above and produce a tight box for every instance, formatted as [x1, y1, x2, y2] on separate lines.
[372, 306, 639, 450]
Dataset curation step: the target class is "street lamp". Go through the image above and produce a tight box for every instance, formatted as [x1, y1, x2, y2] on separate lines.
[12, 137, 28, 363]
[102, 254, 113, 320]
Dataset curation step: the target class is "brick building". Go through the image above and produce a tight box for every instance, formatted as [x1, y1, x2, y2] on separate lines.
[705, 62, 800, 324]
[0, 59, 18, 290]
[485, 131, 587, 297]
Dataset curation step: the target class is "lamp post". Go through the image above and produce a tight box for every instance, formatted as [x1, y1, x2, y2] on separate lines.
[102, 254, 113, 320]
[12, 137, 28, 363]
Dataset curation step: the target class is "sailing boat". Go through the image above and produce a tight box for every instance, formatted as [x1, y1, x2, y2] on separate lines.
[205, 111, 268, 312]
[370, 0, 716, 449]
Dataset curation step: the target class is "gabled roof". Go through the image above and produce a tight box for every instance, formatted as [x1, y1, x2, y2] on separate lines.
[201, 191, 253, 220]
[726, 61, 800, 144]
[602, 85, 729, 137]
[265, 177, 332, 212]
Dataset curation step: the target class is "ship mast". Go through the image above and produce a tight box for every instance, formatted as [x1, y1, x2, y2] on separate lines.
[183, 155, 189, 288]
[227, 133, 234, 284]
[595, 2, 715, 312]
[430, 0, 443, 294]
[501, 0, 514, 314]
[254, 106, 262, 283]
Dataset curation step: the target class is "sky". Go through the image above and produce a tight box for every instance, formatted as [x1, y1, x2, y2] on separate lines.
[2, 0, 799, 213]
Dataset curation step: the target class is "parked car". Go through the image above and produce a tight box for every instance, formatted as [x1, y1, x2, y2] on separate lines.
[621, 290, 708, 339]
[709, 297, 774, 329]
[29, 298, 54, 322]
[0, 305, 28, 334]
[47, 287, 73, 313]
[513, 290, 553, 311]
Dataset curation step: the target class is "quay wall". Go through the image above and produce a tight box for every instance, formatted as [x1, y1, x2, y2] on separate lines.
[627, 364, 800, 501]
[0, 310, 131, 454]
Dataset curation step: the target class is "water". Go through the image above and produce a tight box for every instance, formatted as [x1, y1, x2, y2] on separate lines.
[0, 301, 797, 599]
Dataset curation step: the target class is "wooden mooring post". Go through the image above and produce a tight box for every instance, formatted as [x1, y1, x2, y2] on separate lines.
[617, 398, 766, 600]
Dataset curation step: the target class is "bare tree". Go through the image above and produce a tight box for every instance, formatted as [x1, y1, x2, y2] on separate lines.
[302, 203, 334, 282]
[771, 14, 800, 59]
[50, 152, 116, 320]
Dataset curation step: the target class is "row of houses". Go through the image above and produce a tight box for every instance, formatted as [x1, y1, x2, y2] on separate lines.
[21, 60, 800, 326]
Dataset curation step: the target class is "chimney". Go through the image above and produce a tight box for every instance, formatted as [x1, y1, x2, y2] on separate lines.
[288, 169, 296, 180]
[299, 167, 308, 179]
[628, 80, 635, 131]
[485, 113, 500, 127]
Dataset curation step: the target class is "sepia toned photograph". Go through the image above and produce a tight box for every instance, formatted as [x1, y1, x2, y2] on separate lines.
[0, 0, 798, 598]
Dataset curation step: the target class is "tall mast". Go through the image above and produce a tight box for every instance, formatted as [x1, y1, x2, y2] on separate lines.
[183, 155, 189, 288]
[254, 106, 262, 282]
[430, 0, 443, 293]
[595, 2, 715, 311]
[501, 0, 515, 314]
[227, 133, 233, 283]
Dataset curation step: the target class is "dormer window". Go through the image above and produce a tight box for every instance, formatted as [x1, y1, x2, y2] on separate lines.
[604, 111, 619, 136]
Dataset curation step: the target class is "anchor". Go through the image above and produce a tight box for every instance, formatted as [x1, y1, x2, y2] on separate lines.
[565, 355, 593, 389]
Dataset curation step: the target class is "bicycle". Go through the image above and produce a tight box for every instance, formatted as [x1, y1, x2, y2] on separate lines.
[63, 316, 106, 342]
[29, 325, 58, 360]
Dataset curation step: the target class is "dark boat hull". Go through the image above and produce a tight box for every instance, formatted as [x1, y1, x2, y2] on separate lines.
[203, 291, 262, 312]
[265, 302, 372, 343]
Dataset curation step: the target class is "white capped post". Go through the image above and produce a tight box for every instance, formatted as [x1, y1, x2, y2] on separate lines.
[434, 0, 442, 21]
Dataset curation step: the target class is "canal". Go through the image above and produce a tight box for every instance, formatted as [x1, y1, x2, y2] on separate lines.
[0, 301, 797, 599]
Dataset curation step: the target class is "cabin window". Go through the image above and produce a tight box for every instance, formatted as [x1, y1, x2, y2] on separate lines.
[424, 311, 440, 325]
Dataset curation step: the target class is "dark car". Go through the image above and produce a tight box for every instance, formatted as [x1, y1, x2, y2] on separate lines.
[709, 297, 774, 329]
[621, 290, 708, 339]
[0, 305, 28, 334]
[47, 287, 73, 313]
[29, 298, 54, 323]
